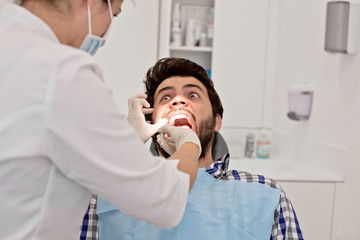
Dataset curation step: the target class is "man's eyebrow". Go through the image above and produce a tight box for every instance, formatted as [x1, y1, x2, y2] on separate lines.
[155, 84, 204, 98]
[155, 86, 175, 98]
[183, 84, 204, 93]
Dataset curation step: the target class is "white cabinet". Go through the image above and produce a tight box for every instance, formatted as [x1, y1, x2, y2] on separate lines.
[279, 181, 335, 240]
[159, 0, 273, 128]
[159, 0, 215, 73]
[212, 0, 272, 128]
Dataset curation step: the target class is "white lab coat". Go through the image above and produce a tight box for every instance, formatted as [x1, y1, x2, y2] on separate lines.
[0, 4, 189, 240]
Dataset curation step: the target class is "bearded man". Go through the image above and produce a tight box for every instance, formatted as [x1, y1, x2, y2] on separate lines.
[80, 58, 304, 240]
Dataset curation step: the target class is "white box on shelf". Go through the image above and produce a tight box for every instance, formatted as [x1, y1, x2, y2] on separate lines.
[180, 5, 212, 47]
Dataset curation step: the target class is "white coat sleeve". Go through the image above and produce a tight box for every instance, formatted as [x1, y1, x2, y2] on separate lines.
[44, 50, 189, 229]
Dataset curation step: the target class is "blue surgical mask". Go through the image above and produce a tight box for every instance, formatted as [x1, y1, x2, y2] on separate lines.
[80, 0, 113, 55]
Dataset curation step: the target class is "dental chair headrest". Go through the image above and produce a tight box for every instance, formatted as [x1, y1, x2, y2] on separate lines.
[149, 132, 229, 161]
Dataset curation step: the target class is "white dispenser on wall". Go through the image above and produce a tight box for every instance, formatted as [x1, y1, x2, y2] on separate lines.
[325, 1, 360, 54]
[287, 82, 314, 121]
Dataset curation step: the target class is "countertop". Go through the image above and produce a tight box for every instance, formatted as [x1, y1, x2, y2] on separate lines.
[228, 156, 344, 183]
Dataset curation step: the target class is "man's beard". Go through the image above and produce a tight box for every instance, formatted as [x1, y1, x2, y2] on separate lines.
[197, 115, 216, 158]
[153, 114, 216, 159]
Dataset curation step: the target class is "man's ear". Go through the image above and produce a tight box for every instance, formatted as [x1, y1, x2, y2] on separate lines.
[214, 114, 222, 133]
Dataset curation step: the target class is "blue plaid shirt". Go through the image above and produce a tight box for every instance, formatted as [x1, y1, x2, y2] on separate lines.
[80, 153, 304, 240]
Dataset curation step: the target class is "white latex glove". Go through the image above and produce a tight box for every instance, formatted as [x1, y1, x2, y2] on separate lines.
[158, 124, 202, 158]
[157, 134, 176, 156]
[127, 94, 167, 142]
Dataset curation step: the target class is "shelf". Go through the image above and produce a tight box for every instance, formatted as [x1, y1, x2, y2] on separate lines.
[170, 46, 213, 52]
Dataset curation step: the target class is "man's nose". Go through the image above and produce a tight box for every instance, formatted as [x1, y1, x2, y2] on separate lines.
[171, 96, 188, 107]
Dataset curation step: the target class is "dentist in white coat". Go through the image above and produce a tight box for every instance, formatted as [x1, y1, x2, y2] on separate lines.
[0, 0, 201, 239]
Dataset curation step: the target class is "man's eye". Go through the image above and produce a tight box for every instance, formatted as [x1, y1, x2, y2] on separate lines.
[161, 96, 171, 102]
[189, 93, 200, 98]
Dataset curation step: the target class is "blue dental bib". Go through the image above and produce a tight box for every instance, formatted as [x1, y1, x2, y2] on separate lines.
[97, 169, 280, 240]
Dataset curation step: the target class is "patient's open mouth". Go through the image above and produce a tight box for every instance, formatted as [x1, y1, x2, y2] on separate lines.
[168, 114, 193, 129]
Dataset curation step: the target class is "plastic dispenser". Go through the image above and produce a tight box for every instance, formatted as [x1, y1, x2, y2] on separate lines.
[287, 82, 314, 121]
[325, 1, 360, 54]
[256, 127, 271, 159]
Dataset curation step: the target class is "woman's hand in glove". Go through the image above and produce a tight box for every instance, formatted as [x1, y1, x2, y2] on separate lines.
[127, 94, 167, 142]
[157, 134, 176, 156]
[158, 124, 202, 158]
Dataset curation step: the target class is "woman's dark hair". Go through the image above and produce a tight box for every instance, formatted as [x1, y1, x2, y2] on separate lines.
[144, 57, 223, 121]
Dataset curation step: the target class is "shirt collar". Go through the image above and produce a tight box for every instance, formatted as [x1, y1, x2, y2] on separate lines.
[2, 3, 59, 44]
[204, 153, 230, 179]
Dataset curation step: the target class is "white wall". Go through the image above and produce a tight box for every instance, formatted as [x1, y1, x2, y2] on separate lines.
[272, 0, 360, 239]
[94, 0, 160, 114]
[96, 0, 360, 238]
[0, 0, 13, 9]
[0, 0, 159, 115]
